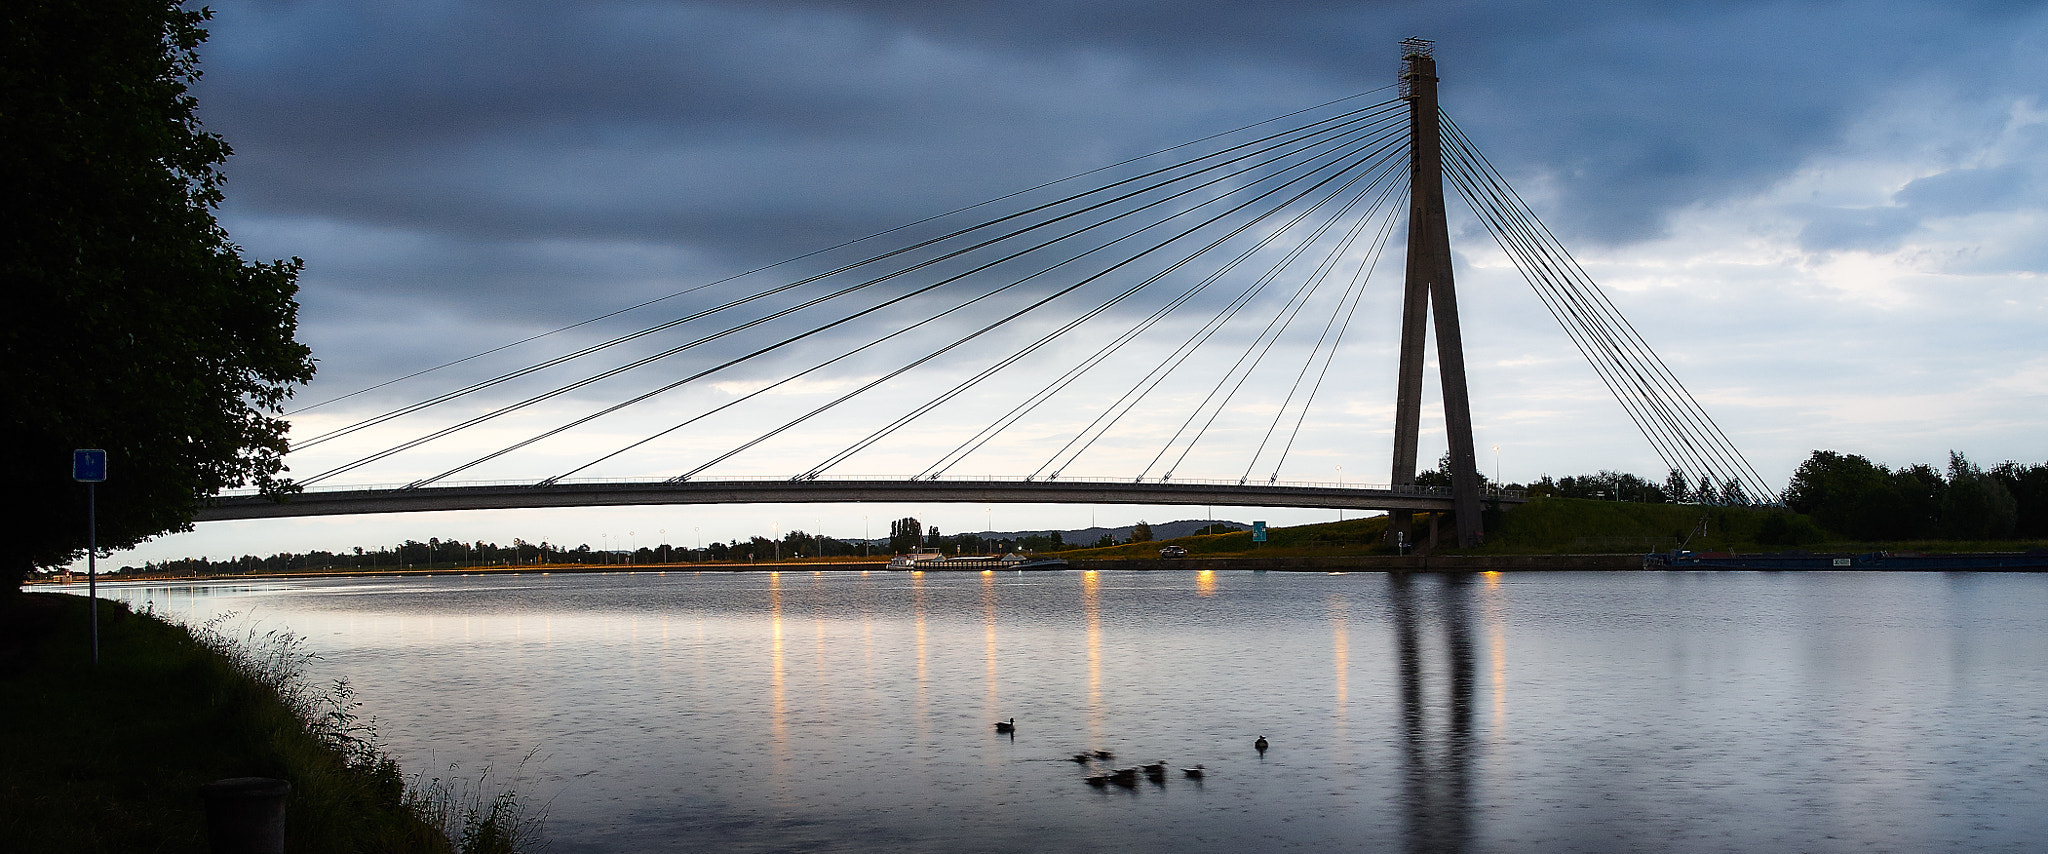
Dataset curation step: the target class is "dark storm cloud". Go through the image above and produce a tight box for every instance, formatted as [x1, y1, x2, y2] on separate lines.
[199, 1, 2047, 260]
[187, 0, 2048, 405]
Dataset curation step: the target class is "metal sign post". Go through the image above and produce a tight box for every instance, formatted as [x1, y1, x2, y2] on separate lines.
[74, 449, 107, 665]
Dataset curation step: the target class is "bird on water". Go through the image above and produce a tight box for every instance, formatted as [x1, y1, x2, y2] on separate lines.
[995, 718, 1015, 733]
[1254, 736, 1268, 754]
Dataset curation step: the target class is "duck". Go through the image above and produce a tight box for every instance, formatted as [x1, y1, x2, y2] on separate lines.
[1091, 749, 1115, 760]
[994, 718, 1015, 733]
[1084, 774, 1110, 788]
[1070, 753, 1094, 764]
[1182, 764, 1206, 779]
[1141, 761, 1167, 778]
[1254, 736, 1269, 754]
[1108, 767, 1139, 788]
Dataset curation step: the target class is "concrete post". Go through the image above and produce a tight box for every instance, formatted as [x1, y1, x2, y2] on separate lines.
[198, 777, 290, 854]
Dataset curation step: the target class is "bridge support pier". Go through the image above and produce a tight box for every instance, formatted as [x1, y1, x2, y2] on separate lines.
[1388, 38, 1484, 549]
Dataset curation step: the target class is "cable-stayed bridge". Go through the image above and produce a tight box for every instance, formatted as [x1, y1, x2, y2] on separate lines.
[204, 40, 1771, 546]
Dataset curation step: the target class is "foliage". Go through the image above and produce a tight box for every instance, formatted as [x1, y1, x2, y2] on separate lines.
[1129, 521, 1154, 543]
[0, 595, 463, 852]
[1784, 449, 2029, 541]
[1528, 470, 1670, 503]
[4, 0, 315, 589]
[190, 611, 549, 854]
[888, 517, 922, 553]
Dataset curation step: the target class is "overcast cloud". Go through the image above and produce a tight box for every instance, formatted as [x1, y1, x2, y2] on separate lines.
[86, 0, 2048, 565]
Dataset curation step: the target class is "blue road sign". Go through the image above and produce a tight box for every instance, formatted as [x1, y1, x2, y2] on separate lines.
[1252, 521, 1267, 542]
[73, 449, 107, 482]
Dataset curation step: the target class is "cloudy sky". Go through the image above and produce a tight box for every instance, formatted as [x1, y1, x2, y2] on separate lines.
[94, 0, 2048, 567]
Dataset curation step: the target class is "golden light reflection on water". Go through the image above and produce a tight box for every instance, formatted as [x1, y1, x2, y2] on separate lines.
[982, 572, 1000, 727]
[1082, 570, 1102, 743]
[1330, 594, 1349, 744]
[1481, 571, 1507, 741]
[768, 572, 787, 759]
[913, 570, 930, 736]
[1196, 569, 1217, 597]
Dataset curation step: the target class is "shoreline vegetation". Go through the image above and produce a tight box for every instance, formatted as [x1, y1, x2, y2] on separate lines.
[37, 498, 2048, 587]
[40, 449, 2048, 585]
[0, 593, 544, 853]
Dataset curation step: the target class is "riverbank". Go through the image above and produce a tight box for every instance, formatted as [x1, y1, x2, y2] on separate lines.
[0, 593, 472, 853]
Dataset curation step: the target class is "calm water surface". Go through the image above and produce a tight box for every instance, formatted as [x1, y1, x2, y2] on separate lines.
[82, 570, 2048, 852]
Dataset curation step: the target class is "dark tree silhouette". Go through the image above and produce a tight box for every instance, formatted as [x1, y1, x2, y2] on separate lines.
[4, 1, 314, 589]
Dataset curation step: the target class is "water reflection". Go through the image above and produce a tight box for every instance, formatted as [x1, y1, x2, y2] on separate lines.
[1480, 572, 1508, 742]
[1391, 573, 1474, 853]
[768, 572, 787, 760]
[912, 570, 929, 737]
[982, 572, 1000, 731]
[65, 570, 2048, 854]
[1329, 594, 1349, 746]
[1082, 570, 1103, 745]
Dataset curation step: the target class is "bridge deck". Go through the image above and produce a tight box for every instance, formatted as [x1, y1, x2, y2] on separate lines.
[195, 478, 1525, 521]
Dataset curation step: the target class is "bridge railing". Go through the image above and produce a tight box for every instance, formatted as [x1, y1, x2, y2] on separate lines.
[214, 475, 1524, 501]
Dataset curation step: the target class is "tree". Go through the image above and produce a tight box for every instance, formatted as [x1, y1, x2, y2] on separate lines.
[888, 517, 922, 554]
[1943, 452, 2016, 539]
[4, 1, 315, 589]
[1991, 461, 2048, 538]
[1130, 521, 1154, 543]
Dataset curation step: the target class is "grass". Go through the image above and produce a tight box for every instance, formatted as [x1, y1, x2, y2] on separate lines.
[0, 592, 544, 853]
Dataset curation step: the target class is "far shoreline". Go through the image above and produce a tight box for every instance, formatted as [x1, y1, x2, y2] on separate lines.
[33, 549, 2048, 586]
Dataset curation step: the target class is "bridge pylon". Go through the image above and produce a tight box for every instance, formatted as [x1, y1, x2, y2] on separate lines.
[1389, 38, 1485, 549]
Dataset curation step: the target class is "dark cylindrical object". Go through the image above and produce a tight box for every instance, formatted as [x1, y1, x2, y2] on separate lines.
[198, 777, 291, 854]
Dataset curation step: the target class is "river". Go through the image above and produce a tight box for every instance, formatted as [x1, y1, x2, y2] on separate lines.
[75, 569, 2048, 853]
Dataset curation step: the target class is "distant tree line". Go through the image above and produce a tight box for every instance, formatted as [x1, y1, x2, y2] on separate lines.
[1518, 449, 2048, 543]
[1782, 451, 2048, 541]
[97, 521, 1088, 578]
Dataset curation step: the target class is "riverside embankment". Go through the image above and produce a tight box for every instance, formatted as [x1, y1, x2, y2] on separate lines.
[0, 592, 533, 853]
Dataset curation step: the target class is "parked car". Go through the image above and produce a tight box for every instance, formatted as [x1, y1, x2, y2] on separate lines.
[1158, 545, 1188, 558]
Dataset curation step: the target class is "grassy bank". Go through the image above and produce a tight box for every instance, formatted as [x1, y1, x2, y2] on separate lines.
[0, 593, 537, 853]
